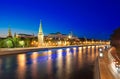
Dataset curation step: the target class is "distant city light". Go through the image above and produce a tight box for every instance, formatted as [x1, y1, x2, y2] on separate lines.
[68, 35, 72, 39]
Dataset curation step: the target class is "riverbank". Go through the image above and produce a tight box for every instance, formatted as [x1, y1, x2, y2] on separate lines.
[0, 45, 78, 56]
[0, 44, 107, 56]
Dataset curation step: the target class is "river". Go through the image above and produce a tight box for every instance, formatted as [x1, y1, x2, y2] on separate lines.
[0, 46, 98, 79]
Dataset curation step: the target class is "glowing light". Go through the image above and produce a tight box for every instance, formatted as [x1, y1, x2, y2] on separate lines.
[48, 50, 52, 56]
[17, 54, 26, 79]
[31, 40, 38, 47]
[47, 50, 52, 60]
[58, 41, 62, 46]
[83, 46, 86, 49]
[73, 47, 76, 50]
[66, 48, 70, 52]
[57, 49, 63, 56]
[99, 48, 103, 52]
[96, 46, 98, 47]
[73, 47, 76, 53]
[57, 49, 63, 53]
[88, 46, 90, 48]
[68, 35, 72, 39]
[17, 54, 26, 67]
[92, 46, 94, 48]
[99, 53, 103, 57]
[79, 47, 81, 50]
[31, 52, 38, 59]
[78, 47, 82, 53]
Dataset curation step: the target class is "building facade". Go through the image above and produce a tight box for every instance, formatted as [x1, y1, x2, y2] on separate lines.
[16, 33, 35, 38]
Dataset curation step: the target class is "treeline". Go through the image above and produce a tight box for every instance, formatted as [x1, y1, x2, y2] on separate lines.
[0, 37, 36, 48]
[110, 27, 120, 48]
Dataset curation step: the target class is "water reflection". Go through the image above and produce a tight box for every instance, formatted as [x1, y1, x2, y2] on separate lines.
[0, 59, 2, 76]
[57, 49, 63, 79]
[48, 50, 52, 57]
[31, 52, 38, 79]
[17, 54, 26, 79]
[31, 52, 38, 60]
[78, 47, 83, 68]
[91, 46, 95, 61]
[0, 46, 99, 79]
[66, 48, 70, 52]
[47, 50, 52, 79]
[66, 48, 72, 79]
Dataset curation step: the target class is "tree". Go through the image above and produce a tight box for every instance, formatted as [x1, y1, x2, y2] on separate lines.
[0, 39, 4, 48]
[19, 40, 25, 47]
[6, 40, 13, 48]
[12, 37, 20, 47]
[3, 38, 14, 48]
[24, 38, 31, 47]
[110, 27, 120, 49]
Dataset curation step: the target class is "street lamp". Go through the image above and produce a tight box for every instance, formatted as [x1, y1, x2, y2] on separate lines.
[98, 47, 103, 58]
[31, 41, 38, 47]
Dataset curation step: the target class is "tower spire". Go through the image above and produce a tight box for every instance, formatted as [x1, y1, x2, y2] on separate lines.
[38, 20, 44, 46]
[39, 20, 43, 33]
[7, 26, 12, 38]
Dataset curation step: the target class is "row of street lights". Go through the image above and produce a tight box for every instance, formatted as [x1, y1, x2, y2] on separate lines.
[30, 40, 110, 47]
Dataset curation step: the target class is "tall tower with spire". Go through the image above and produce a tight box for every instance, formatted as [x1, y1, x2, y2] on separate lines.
[38, 20, 44, 46]
[7, 27, 12, 38]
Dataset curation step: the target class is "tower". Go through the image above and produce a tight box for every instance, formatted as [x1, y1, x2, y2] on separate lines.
[7, 27, 12, 38]
[68, 31, 72, 39]
[38, 20, 44, 46]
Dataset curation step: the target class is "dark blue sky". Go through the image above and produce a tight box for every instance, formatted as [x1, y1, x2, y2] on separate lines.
[0, 0, 120, 40]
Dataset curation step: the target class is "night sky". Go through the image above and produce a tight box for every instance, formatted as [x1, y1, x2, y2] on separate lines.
[0, 0, 120, 40]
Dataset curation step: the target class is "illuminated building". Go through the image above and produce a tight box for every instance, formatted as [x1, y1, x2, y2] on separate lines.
[44, 32, 80, 46]
[16, 33, 35, 38]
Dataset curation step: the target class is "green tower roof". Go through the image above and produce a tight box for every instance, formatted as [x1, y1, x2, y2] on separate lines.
[39, 20, 43, 33]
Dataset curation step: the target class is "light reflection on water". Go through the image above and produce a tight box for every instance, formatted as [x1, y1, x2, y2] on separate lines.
[57, 49, 63, 79]
[17, 54, 26, 79]
[31, 52, 38, 79]
[78, 47, 83, 69]
[0, 46, 98, 79]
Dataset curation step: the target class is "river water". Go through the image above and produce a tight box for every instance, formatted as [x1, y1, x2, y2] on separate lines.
[0, 46, 98, 79]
